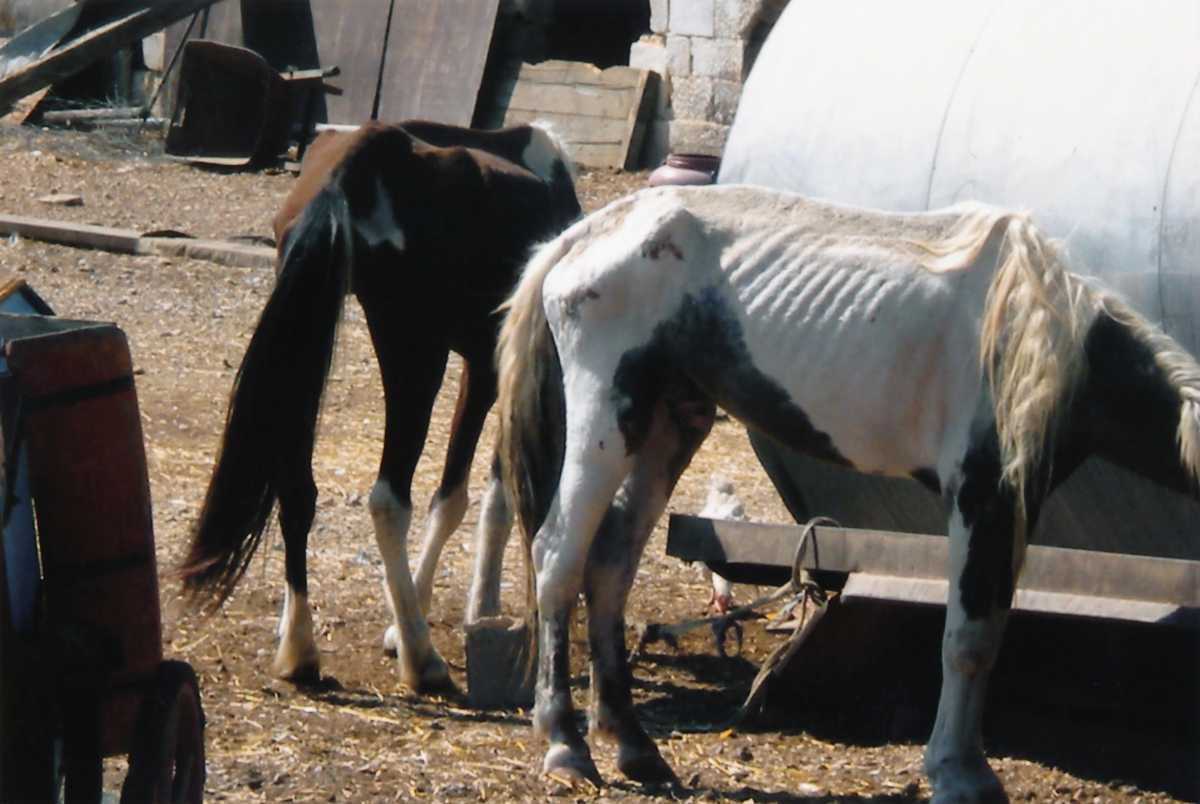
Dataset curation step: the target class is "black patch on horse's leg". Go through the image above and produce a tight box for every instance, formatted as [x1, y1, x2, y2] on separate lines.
[612, 287, 852, 467]
[277, 469, 318, 599]
[586, 395, 710, 785]
[955, 427, 1017, 620]
[435, 350, 497, 499]
[535, 608, 593, 756]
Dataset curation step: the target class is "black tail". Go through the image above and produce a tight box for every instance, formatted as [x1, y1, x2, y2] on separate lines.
[180, 187, 352, 604]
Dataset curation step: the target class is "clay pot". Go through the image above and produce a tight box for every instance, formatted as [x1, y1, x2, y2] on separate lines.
[648, 153, 721, 187]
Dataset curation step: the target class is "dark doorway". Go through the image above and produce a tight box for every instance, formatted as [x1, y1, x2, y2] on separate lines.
[545, 0, 649, 68]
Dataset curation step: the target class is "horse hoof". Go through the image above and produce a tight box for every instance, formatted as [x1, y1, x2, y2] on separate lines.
[275, 660, 321, 686]
[543, 744, 602, 788]
[400, 650, 455, 695]
[928, 756, 1008, 804]
[382, 625, 399, 657]
[617, 745, 679, 786]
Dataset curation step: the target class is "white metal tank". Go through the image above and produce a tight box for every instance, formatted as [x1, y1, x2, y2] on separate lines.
[720, 0, 1200, 558]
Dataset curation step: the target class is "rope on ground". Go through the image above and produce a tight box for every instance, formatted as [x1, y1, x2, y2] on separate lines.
[630, 516, 841, 721]
[731, 516, 838, 724]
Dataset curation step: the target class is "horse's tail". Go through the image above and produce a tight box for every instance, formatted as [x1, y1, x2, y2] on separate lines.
[496, 221, 593, 631]
[180, 186, 352, 605]
[972, 211, 1090, 509]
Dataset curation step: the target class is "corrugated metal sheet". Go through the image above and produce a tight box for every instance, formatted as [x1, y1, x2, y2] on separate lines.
[721, 0, 1200, 560]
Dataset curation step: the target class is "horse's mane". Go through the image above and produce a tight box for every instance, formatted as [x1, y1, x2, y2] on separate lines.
[1092, 291, 1200, 485]
[918, 206, 1200, 507]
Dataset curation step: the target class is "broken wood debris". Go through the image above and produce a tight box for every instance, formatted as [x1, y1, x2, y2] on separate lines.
[0, 0, 220, 113]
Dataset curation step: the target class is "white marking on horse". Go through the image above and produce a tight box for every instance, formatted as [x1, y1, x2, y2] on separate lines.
[413, 481, 470, 615]
[274, 585, 318, 679]
[355, 177, 406, 252]
[369, 478, 448, 688]
[466, 472, 514, 622]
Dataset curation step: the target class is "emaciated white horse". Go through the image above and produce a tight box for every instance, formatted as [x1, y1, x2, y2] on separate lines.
[496, 184, 1200, 801]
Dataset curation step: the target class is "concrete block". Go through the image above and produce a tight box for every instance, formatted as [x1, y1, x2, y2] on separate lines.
[465, 616, 535, 709]
[715, 0, 758, 39]
[692, 37, 743, 80]
[666, 34, 692, 76]
[712, 79, 743, 124]
[629, 36, 669, 76]
[670, 0, 715, 37]
[671, 76, 714, 121]
[650, 0, 670, 33]
[669, 120, 730, 156]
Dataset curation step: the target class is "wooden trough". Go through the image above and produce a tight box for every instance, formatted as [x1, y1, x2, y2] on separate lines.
[666, 514, 1199, 798]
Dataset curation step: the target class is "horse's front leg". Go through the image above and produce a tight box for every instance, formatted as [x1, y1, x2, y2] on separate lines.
[926, 442, 1024, 803]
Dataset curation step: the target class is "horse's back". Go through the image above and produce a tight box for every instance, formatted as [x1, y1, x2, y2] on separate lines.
[544, 184, 995, 474]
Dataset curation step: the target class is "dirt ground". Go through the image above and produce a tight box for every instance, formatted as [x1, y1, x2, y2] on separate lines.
[0, 125, 1192, 803]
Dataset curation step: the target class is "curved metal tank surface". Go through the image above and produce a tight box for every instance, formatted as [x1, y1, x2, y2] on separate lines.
[721, 0, 1200, 559]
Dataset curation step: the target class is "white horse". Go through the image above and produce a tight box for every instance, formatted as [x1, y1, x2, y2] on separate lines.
[496, 184, 1200, 801]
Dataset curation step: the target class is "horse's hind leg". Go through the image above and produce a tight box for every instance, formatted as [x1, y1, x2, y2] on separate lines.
[466, 454, 513, 623]
[534, 385, 635, 785]
[274, 450, 320, 682]
[412, 355, 497, 616]
[926, 430, 1025, 803]
[586, 391, 714, 784]
[362, 305, 454, 692]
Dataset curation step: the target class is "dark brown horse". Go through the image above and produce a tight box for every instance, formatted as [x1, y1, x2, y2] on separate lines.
[181, 121, 579, 691]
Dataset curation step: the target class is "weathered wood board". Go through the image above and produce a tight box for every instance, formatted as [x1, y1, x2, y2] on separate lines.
[480, 59, 657, 170]
[166, 0, 497, 126]
[377, 0, 499, 126]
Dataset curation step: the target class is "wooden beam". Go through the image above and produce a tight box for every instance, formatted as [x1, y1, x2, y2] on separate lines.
[666, 514, 1200, 608]
[0, 214, 141, 254]
[0, 215, 275, 270]
[140, 237, 275, 270]
[0, 0, 220, 111]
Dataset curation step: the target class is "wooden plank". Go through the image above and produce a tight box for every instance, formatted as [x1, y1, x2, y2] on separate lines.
[376, 0, 499, 125]
[0, 215, 275, 268]
[618, 69, 652, 171]
[504, 80, 642, 119]
[140, 237, 275, 269]
[493, 109, 627, 143]
[0, 0, 220, 110]
[840, 573, 1196, 625]
[299, 0, 390, 124]
[515, 59, 646, 89]
[0, 214, 141, 253]
[666, 515, 1200, 607]
[486, 59, 655, 169]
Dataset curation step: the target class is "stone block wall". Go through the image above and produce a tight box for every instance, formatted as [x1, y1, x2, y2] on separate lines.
[630, 0, 789, 165]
